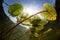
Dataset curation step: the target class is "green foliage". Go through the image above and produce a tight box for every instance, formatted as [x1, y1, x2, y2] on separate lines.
[29, 15, 48, 37]
[40, 3, 57, 21]
[30, 15, 47, 27]
[31, 18, 41, 27]
[8, 3, 23, 17]
[19, 13, 32, 25]
[40, 19, 48, 25]
[30, 15, 41, 27]
[20, 13, 28, 19]
[7, 2, 57, 39]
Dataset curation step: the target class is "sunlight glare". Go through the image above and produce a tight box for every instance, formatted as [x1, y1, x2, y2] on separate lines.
[23, 5, 44, 19]
[23, 6, 39, 16]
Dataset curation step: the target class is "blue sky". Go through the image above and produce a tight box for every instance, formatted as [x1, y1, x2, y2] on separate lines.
[3, 0, 56, 23]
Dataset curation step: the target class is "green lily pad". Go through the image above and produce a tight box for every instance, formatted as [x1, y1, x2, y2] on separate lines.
[8, 3, 23, 17]
[40, 3, 57, 21]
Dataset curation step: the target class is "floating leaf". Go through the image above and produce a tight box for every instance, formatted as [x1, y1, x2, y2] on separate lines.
[40, 3, 57, 21]
[8, 3, 23, 17]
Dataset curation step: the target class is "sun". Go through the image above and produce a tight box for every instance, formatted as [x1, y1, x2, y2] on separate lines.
[23, 6, 39, 16]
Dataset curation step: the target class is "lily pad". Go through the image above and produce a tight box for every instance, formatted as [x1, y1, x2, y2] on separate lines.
[8, 3, 23, 17]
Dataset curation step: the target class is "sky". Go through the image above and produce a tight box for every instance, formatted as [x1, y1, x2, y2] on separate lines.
[3, 0, 56, 23]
